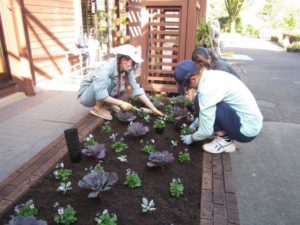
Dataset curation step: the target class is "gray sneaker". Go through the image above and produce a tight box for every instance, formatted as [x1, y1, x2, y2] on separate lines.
[202, 136, 236, 154]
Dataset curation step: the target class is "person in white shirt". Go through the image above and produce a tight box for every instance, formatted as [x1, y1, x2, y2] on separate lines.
[174, 60, 263, 154]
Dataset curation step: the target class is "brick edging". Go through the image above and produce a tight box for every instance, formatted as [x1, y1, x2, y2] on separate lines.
[0, 114, 103, 217]
[200, 152, 240, 225]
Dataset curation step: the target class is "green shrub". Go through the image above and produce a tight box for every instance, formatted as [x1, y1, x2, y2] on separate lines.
[271, 36, 279, 42]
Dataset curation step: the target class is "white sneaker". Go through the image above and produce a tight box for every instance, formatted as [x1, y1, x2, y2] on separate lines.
[202, 136, 236, 154]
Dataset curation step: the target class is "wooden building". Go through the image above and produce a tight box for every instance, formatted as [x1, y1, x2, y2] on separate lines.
[0, 0, 206, 98]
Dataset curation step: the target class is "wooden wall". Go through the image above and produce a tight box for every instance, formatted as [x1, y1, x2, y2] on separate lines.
[23, 0, 77, 82]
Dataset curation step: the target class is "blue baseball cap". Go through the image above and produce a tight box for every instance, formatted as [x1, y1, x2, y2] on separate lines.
[174, 60, 197, 95]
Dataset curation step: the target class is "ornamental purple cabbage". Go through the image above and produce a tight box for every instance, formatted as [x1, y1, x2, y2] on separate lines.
[116, 111, 137, 122]
[81, 143, 106, 159]
[147, 151, 174, 168]
[172, 106, 191, 120]
[8, 216, 47, 225]
[78, 171, 118, 198]
[124, 122, 149, 137]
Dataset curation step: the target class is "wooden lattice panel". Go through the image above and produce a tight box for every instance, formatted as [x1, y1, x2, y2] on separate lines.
[143, 7, 181, 93]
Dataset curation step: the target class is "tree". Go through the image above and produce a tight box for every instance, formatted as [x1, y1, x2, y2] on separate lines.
[224, 0, 245, 32]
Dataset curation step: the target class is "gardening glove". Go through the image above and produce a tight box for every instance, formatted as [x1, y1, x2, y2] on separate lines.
[189, 118, 199, 131]
[180, 134, 194, 145]
[119, 101, 134, 111]
[151, 108, 164, 117]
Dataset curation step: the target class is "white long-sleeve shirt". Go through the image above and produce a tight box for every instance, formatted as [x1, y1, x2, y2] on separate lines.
[192, 69, 263, 141]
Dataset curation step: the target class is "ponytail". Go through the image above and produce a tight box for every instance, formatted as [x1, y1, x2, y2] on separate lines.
[193, 54, 211, 69]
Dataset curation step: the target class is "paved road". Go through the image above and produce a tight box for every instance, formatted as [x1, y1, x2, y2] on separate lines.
[223, 34, 300, 225]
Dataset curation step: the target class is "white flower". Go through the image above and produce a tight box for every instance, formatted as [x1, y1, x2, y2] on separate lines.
[117, 155, 128, 162]
[58, 207, 64, 215]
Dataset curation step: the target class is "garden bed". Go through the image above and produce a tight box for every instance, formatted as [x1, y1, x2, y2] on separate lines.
[1, 109, 203, 225]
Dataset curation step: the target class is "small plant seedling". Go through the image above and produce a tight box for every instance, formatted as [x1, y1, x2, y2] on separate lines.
[109, 133, 118, 142]
[141, 197, 156, 213]
[169, 178, 184, 198]
[178, 149, 191, 164]
[93, 163, 105, 173]
[54, 205, 77, 225]
[124, 169, 142, 188]
[180, 123, 194, 135]
[83, 134, 97, 146]
[170, 140, 178, 148]
[142, 143, 156, 154]
[153, 118, 166, 129]
[53, 163, 72, 181]
[100, 123, 113, 134]
[14, 199, 38, 217]
[138, 111, 151, 122]
[57, 182, 72, 195]
[95, 209, 117, 225]
[164, 104, 173, 114]
[184, 98, 193, 108]
[112, 140, 128, 153]
[164, 114, 175, 123]
[117, 155, 128, 162]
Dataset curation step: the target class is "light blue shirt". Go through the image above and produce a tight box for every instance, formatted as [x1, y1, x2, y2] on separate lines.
[192, 69, 263, 141]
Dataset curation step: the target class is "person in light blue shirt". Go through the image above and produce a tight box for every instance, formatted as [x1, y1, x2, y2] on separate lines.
[174, 60, 263, 154]
[78, 44, 163, 120]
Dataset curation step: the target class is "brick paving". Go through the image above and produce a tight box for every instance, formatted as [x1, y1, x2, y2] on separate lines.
[200, 152, 240, 225]
[0, 112, 240, 224]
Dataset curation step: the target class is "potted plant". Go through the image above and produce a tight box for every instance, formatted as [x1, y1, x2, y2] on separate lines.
[153, 118, 166, 134]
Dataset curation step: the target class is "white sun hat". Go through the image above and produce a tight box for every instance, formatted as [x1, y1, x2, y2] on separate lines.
[113, 44, 144, 63]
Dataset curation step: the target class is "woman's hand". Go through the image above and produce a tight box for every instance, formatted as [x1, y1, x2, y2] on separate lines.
[119, 101, 134, 111]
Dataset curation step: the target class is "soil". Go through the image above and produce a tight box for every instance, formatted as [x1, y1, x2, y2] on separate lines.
[1, 114, 203, 225]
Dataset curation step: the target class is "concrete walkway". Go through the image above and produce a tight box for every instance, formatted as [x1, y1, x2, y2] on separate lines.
[222, 33, 300, 225]
[0, 75, 89, 182]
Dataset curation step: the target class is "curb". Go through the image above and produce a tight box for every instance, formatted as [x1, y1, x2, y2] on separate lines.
[0, 115, 240, 225]
[0, 114, 103, 217]
[200, 152, 240, 225]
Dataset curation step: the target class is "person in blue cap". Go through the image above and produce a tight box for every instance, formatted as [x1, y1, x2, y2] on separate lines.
[174, 59, 263, 154]
[77, 44, 163, 120]
[190, 47, 240, 115]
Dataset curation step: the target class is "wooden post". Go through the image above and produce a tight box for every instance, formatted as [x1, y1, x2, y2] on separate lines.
[10, 0, 35, 96]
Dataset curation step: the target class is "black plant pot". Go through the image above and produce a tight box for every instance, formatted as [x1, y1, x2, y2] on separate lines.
[155, 127, 164, 134]
[64, 128, 82, 163]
